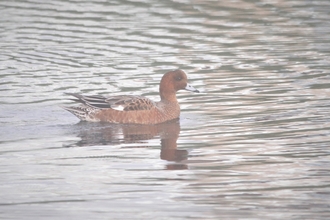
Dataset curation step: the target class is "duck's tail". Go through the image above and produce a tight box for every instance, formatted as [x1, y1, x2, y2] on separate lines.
[61, 105, 100, 122]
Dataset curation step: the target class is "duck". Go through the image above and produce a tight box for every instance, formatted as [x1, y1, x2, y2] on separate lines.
[62, 69, 199, 124]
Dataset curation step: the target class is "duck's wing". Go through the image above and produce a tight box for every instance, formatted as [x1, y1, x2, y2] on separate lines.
[105, 95, 156, 111]
[65, 93, 155, 111]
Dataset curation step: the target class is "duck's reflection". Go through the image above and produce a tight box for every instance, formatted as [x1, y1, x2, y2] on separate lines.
[70, 119, 188, 169]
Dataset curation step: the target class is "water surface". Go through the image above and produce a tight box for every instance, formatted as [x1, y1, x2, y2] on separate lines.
[1, 0, 330, 219]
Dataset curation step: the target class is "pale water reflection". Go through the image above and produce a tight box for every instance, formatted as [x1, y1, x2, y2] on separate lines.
[1, 0, 330, 219]
[66, 120, 188, 169]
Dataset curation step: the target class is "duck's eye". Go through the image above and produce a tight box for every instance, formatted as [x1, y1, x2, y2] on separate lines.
[175, 76, 182, 81]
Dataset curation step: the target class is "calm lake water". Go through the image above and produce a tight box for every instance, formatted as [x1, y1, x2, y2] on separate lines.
[1, 0, 330, 219]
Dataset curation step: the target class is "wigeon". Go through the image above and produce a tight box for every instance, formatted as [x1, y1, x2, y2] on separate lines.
[62, 69, 199, 124]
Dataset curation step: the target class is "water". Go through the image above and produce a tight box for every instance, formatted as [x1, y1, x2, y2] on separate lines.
[1, 0, 330, 219]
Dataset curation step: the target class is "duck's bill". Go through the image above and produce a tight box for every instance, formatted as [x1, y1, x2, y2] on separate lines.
[185, 83, 199, 93]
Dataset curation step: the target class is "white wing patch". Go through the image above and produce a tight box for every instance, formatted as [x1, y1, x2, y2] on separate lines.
[111, 104, 125, 111]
